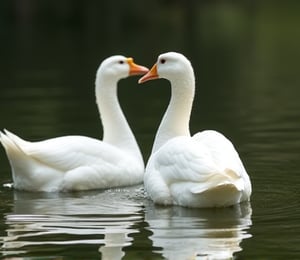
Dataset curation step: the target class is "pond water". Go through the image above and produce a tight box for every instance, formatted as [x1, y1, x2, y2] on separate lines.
[0, 2, 300, 259]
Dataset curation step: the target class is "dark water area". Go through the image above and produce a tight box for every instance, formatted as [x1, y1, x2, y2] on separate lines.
[0, 1, 300, 259]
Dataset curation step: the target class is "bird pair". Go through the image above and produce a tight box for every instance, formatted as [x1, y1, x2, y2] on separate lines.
[0, 52, 251, 208]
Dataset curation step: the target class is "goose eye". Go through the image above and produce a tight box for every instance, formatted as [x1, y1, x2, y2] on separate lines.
[160, 59, 166, 64]
[119, 60, 124, 64]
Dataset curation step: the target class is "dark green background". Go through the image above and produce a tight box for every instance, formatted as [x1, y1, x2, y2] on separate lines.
[0, 1, 300, 259]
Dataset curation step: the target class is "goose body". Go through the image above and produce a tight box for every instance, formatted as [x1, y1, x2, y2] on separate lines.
[0, 55, 148, 192]
[139, 52, 251, 208]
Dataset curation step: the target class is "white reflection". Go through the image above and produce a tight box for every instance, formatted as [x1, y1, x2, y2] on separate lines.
[144, 201, 252, 260]
[0, 187, 143, 259]
[99, 231, 131, 260]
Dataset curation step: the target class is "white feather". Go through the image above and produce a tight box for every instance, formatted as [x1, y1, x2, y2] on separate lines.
[0, 55, 148, 192]
[140, 52, 251, 208]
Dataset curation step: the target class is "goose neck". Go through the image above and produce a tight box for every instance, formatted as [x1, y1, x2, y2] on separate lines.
[152, 77, 195, 153]
[96, 78, 141, 160]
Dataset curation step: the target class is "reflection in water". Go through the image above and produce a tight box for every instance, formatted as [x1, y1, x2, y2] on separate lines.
[145, 201, 252, 260]
[0, 187, 143, 259]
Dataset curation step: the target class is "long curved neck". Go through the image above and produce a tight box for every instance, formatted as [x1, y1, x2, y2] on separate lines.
[96, 77, 143, 163]
[152, 74, 195, 154]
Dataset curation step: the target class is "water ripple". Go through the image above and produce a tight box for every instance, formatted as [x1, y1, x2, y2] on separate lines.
[0, 186, 143, 258]
[144, 201, 252, 260]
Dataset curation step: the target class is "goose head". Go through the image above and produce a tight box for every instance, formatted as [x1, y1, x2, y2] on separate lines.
[138, 52, 194, 86]
[96, 55, 149, 84]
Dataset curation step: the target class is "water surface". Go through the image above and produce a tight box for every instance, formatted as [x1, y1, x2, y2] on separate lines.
[0, 1, 300, 259]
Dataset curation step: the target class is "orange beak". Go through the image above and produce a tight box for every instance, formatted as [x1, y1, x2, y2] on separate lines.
[138, 63, 158, 84]
[127, 58, 149, 76]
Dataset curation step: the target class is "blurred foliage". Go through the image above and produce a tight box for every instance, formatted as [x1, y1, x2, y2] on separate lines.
[0, 0, 299, 149]
[0, 2, 300, 258]
[0, 1, 299, 75]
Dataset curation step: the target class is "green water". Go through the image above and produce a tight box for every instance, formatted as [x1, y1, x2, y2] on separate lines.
[0, 2, 300, 259]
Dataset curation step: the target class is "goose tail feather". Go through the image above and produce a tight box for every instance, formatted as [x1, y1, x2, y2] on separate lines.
[190, 168, 243, 194]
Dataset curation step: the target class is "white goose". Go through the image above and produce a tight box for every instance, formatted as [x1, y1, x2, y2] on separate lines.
[0, 55, 148, 192]
[139, 52, 251, 208]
